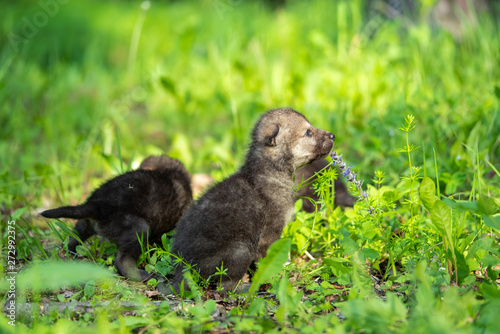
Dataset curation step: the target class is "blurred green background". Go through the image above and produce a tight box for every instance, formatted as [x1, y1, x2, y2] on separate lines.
[1, 0, 499, 218]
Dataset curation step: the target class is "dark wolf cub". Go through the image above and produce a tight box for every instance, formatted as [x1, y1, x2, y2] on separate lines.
[172, 108, 335, 292]
[41, 155, 192, 281]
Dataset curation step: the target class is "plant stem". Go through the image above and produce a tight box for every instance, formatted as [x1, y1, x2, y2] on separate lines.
[406, 130, 414, 228]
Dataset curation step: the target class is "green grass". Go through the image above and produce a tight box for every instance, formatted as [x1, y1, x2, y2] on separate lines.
[1, 0, 499, 332]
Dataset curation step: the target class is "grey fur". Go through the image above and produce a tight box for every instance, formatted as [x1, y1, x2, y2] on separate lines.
[171, 108, 334, 292]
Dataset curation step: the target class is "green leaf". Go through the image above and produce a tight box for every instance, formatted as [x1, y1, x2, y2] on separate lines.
[247, 298, 266, 316]
[478, 197, 499, 216]
[324, 257, 353, 274]
[442, 198, 479, 212]
[361, 248, 380, 260]
[494, 85, 500, 100]
[338, 292, 407, 331]
[432, 200, 457, 275]
[111, 317, 151, 330]
[159, 76, 177, 96]
[343, 237, 358, 255]
[466, 237, 495, 260]
[451, 250, 469, 285]
[420, 176, 437, 211]
[487, 266, 499, 282]
[442, 197, 499, 217]
[425, 218, 441, 235]
[382, 189, 399, 204]
[84, 280, 96, 298]
[247, 238, 291, 298]
[480, 282, 500, 301]
[0, 261, 112, 292]
[189, 299, 216, 320]
[10, 207, 28, 220]
[431, 199, 451, 238]
[275, 272, 289, 323]
[483, 216, 500, 231]
[161, 233, 170, 250]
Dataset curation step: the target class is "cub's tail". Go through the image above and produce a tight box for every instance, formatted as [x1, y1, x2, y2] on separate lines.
[41, 203, 94, 219]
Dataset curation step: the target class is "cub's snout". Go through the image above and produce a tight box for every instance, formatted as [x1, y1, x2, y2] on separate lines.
[319, 130, 335, 155]
[303, 128, 335, 165]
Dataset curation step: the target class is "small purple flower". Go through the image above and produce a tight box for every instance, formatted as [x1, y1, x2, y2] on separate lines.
[331, 151, 363, 195]
[342, 166, 353, 177]
[329, 151, 376, 216]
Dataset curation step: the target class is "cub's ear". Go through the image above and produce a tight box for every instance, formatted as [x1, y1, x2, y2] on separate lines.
[264, 124, 280, 146]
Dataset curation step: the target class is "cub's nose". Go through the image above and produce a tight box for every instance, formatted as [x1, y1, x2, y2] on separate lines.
[329, 133, 335, 141]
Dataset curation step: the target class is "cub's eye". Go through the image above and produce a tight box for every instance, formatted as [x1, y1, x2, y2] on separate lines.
[305, 129, 313, 137]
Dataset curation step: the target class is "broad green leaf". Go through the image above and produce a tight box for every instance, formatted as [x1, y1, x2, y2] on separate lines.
[361, 248, 380, 260]
[442, 197, 499, 217]
[382, 189, 399, 204]
[425, 218, 441, 235]
[189, 299, 216, 319]
[420, 176, 437, 211]
[442, 198, 479, 212]
[478, 197, 499, 216]
[483, 216, 500, 231]
[0, 261, 112, 292]
[161, 233, 169, 250]
[430, 199, 451, 237]
[466, 237, 495, 260]
[110, 316, 152, 330]
[343, 237, 358, 255]
[432, 200, 457, 271]
[480, 282, 500, 301]
[247, 238, 291, 297]
[324, 257, 352, 263]
[84, 280, 96, 298]
[246, 298, 266, 316]
[482, 253, 500, 266]
[450, 250, 469, 285]
[324, 257, 353, 274]
[487, 266, 499, 282]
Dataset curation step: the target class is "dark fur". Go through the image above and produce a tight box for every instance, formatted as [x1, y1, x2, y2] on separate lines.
[41, 155, 192, 281]
[172, 108, 334, 292]
[295, 159, 357, 213]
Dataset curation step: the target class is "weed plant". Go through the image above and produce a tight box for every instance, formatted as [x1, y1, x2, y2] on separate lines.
[0, 0, 499, 333]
